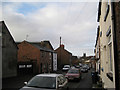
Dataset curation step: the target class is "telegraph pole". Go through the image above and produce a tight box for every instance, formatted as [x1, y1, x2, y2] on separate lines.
[60, 36, 61, 46]
[26, 35, 29, 41]
[60, 36, 61, 69]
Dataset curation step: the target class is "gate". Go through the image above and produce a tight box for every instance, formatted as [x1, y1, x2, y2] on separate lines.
[17, 62, 33, 75]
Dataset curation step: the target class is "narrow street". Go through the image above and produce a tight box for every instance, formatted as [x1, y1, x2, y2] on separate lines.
[64, 69, 92, 89]
[1, 1, 120, 89]
[2, 69, 93, 90]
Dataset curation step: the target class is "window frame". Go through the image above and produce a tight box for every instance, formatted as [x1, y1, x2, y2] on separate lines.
[107, 32, 113, 73]
[104, 1, 109, 21]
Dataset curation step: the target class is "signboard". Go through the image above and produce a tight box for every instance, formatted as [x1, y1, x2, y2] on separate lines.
[53, 53, 57, 71]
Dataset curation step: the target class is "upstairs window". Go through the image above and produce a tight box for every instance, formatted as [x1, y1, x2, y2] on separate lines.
[104, 1, 110, 21]
[107, 26, 113, 72]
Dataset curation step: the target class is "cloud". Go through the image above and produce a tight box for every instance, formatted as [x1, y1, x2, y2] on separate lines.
[2, 2, 98, 56]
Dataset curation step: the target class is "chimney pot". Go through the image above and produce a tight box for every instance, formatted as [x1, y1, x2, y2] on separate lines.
[60, 44, 64, 49]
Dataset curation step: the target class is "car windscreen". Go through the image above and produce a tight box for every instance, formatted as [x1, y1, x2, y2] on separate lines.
[68, 69, 79, 74]
[27, 76, 56, 89]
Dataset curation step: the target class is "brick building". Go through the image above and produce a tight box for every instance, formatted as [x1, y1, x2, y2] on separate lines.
[95, 1, 120, 89]
[55, 44, 72, 70]
[71, 56, 78, 65]
[17, 40, 55, 74]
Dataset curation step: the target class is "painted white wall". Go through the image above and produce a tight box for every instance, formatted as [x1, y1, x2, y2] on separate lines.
[99, 1, 115, 88]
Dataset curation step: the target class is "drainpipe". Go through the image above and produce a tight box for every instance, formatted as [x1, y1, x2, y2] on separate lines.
[111, 1, 119, 90]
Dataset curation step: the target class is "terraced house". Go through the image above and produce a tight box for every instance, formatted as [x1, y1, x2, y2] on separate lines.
[95, 0, 120, 89]
[17, 40, 57, 75]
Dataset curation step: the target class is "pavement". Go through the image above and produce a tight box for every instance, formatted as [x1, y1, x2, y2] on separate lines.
[2, 74, 35, 90]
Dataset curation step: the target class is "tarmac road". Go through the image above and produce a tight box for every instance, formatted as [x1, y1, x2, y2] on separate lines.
[64, 69, 92, 89]
[2, 69, 93, 90]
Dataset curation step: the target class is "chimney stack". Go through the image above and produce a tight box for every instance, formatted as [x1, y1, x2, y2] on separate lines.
[60, 44, 64, 49]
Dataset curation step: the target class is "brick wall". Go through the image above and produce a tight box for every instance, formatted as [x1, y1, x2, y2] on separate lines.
[18, 41, 53, 73]
[17, 41, 41, 73]
[55, 46, 72, 69]
[40, 51, 52, 73]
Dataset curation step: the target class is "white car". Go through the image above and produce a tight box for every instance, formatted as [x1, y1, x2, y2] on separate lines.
[62, 65, 70, 71]
[20, 74, 68, 90]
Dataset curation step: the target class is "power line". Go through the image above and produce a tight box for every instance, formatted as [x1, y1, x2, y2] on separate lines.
[64, 0, 73, 25]
[71, 2, 88, 25]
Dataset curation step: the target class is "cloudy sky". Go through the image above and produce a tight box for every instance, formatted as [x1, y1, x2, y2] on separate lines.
[1, 0, 99, 56]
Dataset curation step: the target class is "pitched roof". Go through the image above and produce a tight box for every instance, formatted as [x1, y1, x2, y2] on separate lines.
[55, 46, 72, 55]
[31, 42, 54, 52]
[1, 21, 18, 49]
[16, 40, 54, 52]
[40, 41, 54, 50]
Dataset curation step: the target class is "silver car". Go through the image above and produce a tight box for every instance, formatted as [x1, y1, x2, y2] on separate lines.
[20, 74, 68, 90]
[62, 65, 70, 71]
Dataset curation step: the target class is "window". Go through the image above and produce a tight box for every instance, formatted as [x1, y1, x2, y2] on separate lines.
[104, 1, 109, 21]
[107, 32, 113, 72]
[19, 65, 25, 68]
[0, 32, 1, 36]
[100, 31, 102, 37]
[27, 65, 32, 68]
[107, 34, 113, 81]
[108, 43, 113, 72]
[49, 53, 51, 56]
[41, 52, 44, 57]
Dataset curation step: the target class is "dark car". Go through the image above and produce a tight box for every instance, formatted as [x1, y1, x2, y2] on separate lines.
[87, 66, 90, 70]
[65, 68, 82, 81]
[20, 74, 68, 90]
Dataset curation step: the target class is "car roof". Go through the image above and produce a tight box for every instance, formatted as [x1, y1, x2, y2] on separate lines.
[64, 64, 70, 66]
[36, 73, 63, 77]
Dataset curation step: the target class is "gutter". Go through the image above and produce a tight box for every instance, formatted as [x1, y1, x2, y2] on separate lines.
[111, 1, 119, 90]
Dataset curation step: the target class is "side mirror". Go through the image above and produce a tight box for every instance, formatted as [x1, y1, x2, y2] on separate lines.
[24, 82, 27, 85]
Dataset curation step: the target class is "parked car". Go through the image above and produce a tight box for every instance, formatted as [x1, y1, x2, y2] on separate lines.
[74, 65, 80, 69]
[87, 66, 90, 70]
[65, 68, 82, 81]
[81, 67, 88, 73]
[84, 64, 90, 70]
[70, 66, 76, 69]
[62, 65, 70, 71]
[20, 74, 68, 90]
